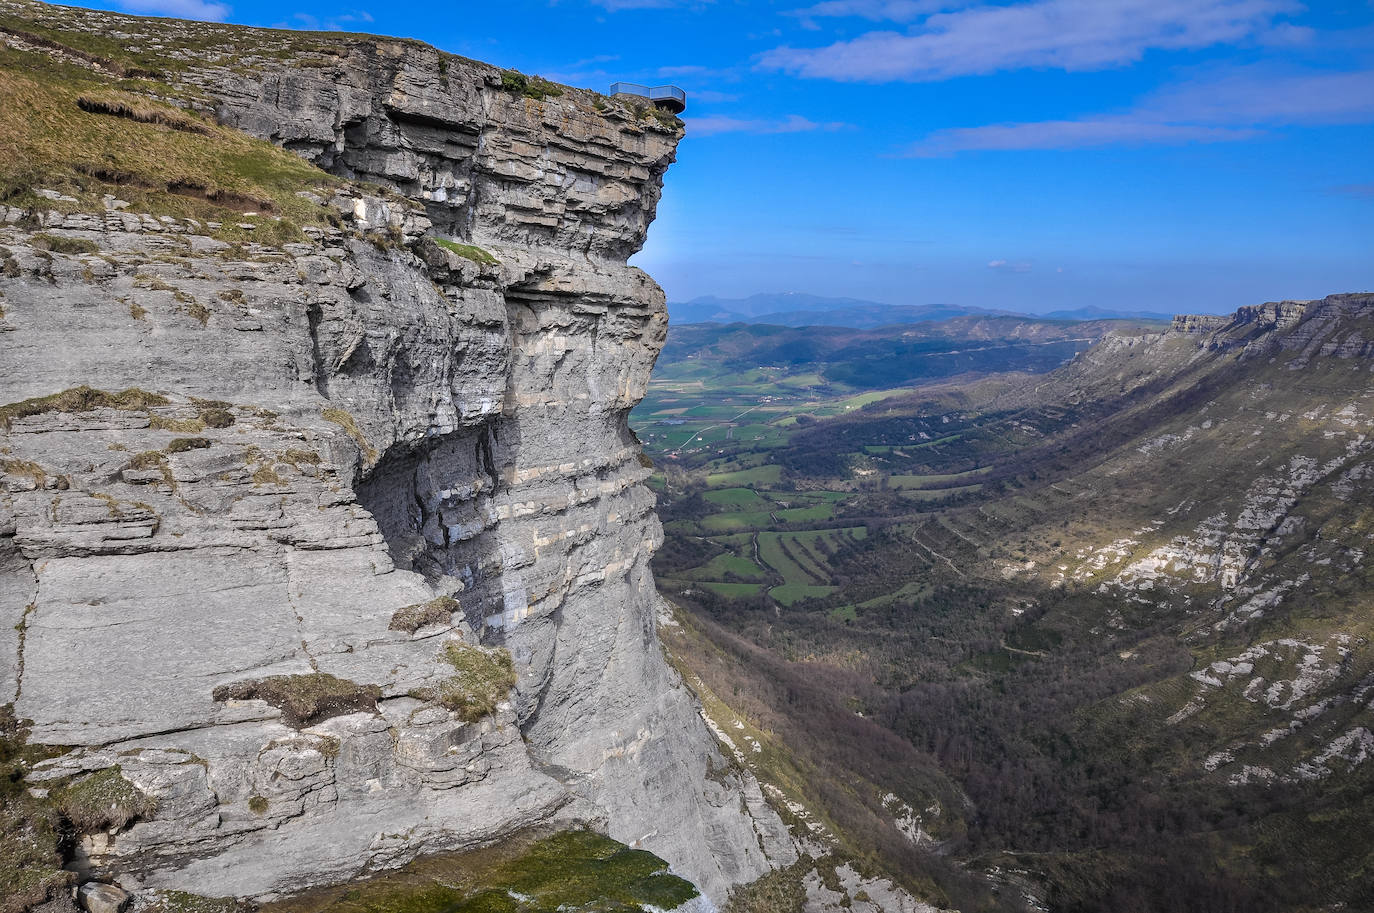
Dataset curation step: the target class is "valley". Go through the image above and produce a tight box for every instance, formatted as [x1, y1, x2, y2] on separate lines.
[640, 296, 1374, 912]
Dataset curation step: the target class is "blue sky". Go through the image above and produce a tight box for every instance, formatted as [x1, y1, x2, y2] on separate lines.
[84, 0, 1374, 314]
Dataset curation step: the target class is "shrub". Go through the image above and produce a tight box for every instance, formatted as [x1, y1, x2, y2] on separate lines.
[389, 596, 459, 634]
[499, 69, 562, 100]
[212, 673, 381, 728]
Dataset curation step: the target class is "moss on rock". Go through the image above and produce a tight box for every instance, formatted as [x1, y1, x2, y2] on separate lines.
[51, 765, 157, 833]
[388, 596, 458, 634]
[259, 829, 697, 913]
[212, 673, 381, 728]
[0, 385, 168, 429]
[427, 641, 517, 723]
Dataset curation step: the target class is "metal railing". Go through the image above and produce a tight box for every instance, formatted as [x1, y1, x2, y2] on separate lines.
[649, 86, 687, 105]
[609, 83, 687, 109]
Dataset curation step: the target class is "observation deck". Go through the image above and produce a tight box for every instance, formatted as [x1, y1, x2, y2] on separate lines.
[609, 82, 687, 115]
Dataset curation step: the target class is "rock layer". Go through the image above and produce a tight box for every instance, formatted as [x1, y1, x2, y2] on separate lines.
[0, 1, 787, 903]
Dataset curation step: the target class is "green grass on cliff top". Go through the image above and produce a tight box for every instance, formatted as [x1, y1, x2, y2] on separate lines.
[0, 37, 343, 234]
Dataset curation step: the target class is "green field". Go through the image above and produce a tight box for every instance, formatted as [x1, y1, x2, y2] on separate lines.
[703, 487, 768, 508]
[705, 465, 782, 487]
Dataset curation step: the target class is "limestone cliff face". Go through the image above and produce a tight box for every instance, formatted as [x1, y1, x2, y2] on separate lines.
[0, 3, 787, 903]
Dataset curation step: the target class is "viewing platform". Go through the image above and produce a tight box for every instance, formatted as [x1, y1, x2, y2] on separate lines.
[609, 82, 687, 115]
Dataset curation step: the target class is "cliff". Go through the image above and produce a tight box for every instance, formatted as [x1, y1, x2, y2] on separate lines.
[0, 0, 792, 904]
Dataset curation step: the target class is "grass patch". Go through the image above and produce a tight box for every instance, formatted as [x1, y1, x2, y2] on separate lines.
[76, 91, 209, 133]
[28, 232, 98, 254]
[0, 43, 342, 241]
[51, 765, 157, 833]
[703, 487, 768, 509]
[769, 583, 837, 606]
[212, 673, 381, 728]
[705, 464, 782, 487]
[0, 385, 167, 429]
[389, 596, 458, 634]
[415, 641, 517, 723]
[199, 407, 235, 428]
[433, 238, 498, 265]
[699, 581, 765, 598]
[141, 890, 246, 913]
[322, 407, 378, 464]
[0, 459, 47, 486]
[166, 436, 210, 453]
[149, 414, 205, 433]
[260, 830, 696, 913]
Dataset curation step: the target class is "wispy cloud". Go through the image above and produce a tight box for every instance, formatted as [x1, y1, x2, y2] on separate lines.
[908, 118, 1259, 155]
[1331, 183, 1374, 198]
[591, 0, 709, 9]
[289, 10, 375, 30]
[786, 0, 964, 27]
[760, 0, 1300, 82]
[116, 0, 230, 20]
[690, 90, 742, 104]
[1140, 66, 1374, 125]
[987, 259, 1033, 273]
[903, 66, 1374, 155]
[687, 114, 852, 136]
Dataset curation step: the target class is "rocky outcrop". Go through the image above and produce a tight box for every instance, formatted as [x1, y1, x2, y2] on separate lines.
[1170, 313, 1230, 335]
[0, 0, 787, 904]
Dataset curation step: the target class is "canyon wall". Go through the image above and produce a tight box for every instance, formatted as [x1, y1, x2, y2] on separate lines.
[0, 2, 790, 903]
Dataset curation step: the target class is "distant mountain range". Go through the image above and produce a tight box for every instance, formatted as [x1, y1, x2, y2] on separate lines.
[667, 293, 1175, 328]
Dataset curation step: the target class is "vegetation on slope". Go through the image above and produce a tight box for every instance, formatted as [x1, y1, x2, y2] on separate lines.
[0, 40, 343, 242]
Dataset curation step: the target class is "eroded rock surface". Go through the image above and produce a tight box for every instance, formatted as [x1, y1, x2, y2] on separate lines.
[0, 1, 785, 903]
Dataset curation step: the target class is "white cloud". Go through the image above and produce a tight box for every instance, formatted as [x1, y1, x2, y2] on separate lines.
[903, 67, 1374, 155]
[907, 117, 1259, 155]
[1140, 66, 1374, 125]
[760, 0, 1300, 82]
[786, 0, 963, 24]
[690, 89, 742, 104]
[116, 0, 231, 20]
[687, 114, 852, 135]
[591, 0, 706, 9]
[988, 259, 1033, 272]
